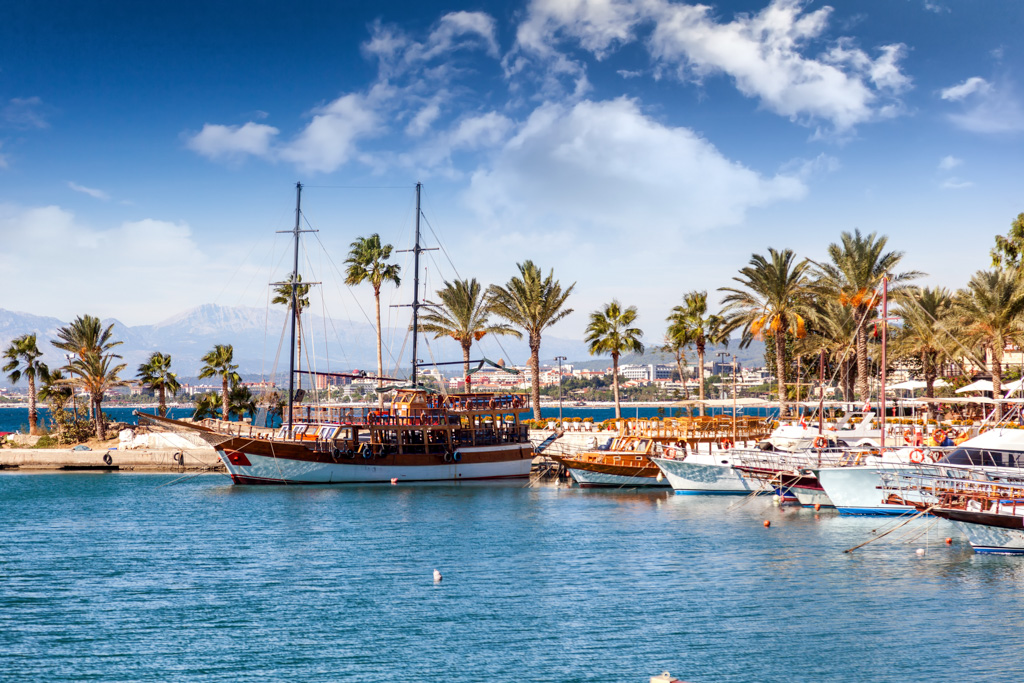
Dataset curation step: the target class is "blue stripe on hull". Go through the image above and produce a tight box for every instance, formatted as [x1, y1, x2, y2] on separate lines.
[674, 489, 758, 496]
[973, 546, 1024, 555]
[837, 506, 917, 516]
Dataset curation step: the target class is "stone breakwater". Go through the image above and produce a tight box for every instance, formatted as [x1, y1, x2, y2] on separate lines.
[0, 447, 223, 472]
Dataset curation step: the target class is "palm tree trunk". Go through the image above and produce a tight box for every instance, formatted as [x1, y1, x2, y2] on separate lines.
[612, 353, 621, 420]
[697, 346, 705, 417]
[94, 396, 105, 440]
[993, 353, 1003, 421]
[775, 332, 788, 418]
[856, 317, 869, 403]
[28, 373, 38, 435]
[222, 377, 229, 421]
[923, 350, 935, 422]
[463, 341, 472, 394]
[159, 385, 166, 418]
[375, 290, 384, 410]
[530, 336, 541, 420]
[839, 358, 850, 402]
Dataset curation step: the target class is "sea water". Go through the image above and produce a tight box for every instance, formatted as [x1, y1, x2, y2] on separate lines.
[1, 474, 1022, 682]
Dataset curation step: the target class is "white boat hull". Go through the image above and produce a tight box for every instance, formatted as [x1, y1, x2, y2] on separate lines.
[816, 465, 918, 515]
[567, 468, 668, 488]
[218, 443, 533, 484]
[953, 522, 1024, 554]
[651, 456, 759, 494]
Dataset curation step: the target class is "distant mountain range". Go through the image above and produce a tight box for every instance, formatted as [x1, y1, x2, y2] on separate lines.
[0, 305, 766, 386]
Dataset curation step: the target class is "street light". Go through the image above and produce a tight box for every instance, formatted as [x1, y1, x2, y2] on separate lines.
[554, 356, 567, 422]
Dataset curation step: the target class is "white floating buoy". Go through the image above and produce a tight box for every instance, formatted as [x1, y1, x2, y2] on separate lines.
[916, 548, 925, 556]
[656, 471, 664, 483]
[390, 477, 398, 485]
[433, 569, 443, 583]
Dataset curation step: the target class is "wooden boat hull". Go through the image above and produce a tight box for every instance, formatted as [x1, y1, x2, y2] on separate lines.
[550, 451, 668, 488]
[217, 439, 534, 484]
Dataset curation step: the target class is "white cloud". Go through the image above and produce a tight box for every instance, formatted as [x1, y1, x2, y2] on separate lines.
[941, 177, 973, 190]
[406, 100, 442, 137]
[67, 181, 110, 201]
[466, 97, 805, 235]
[364, 11, 499, 79]
[940, 77, 991, 101]
[940, 77, 1024, 133]
[185, 122, 279, 160]
[923, 1, 949, 13]
[938, 155, 961, 170]
[648, 0, 909, 131]
[2, 97, 50, 130]
[509, 0, 910, 133]
[0, 204, 223, 323]
[278, 90, 383, 173]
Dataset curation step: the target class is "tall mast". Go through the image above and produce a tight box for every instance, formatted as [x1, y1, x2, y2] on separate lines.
[286, 182, 302, 429]
[880, 274, 888, 450]
[411, 182, 422, 388]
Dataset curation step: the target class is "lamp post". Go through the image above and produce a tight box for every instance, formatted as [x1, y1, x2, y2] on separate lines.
[555, 356, 566, 422]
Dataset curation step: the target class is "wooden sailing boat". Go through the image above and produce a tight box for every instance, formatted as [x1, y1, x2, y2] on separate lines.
[140, 182, 535, 484]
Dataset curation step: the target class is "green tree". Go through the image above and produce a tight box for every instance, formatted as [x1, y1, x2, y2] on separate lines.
[666, 290, 728, 416]
[61, 351, 129, 440]
[954, 270, 1024, 420]
[720, 248, 813, 418]
[585, 301, 644, 420]
[487, 260, 575, 420]
[198, 344, 242, 421]
[192, 393, 223, 421]
[991, 212, 1024, 269]
[419, 278, 520, 391]
[228, 384, 258, 421]
[344, 234, 401, 407]
[137, 351, 181, 418]
[660, 335, 688, 398]
[818, 229, 922, 403]
[272, 273, 312, 392]
[3, 334, 49, 435]
[51, 314, 123, 421]
[892, 287, 955, 420]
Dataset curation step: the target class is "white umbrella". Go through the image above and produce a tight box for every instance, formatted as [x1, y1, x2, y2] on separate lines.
[1003, 378, 1024, 397]
[955, 379, 994, 394]
[887, 379, 950, 391]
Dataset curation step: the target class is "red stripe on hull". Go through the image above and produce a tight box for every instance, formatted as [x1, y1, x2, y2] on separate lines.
[228, 472, 531, 485]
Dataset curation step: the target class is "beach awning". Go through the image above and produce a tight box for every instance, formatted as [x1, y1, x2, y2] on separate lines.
[1003, 378, 1024, 397]
[887, 379, 949, 391]
[907, 396, 996, 405]
[955, 380, 994, 394]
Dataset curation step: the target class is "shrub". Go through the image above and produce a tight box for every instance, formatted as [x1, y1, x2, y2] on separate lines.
[32, 435, 58, 448]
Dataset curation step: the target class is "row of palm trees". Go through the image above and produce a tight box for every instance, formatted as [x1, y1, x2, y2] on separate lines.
[3, 316, 255, 439]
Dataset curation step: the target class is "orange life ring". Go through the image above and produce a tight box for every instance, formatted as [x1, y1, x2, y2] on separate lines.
[909, 448, 925, 463]
[813, 436, 828, 449]
[719, 438, 733, 450]
[903, 432, 913, 444]
[933, 429, 946, 444]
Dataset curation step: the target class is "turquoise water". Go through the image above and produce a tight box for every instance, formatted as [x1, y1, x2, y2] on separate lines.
[0, 405, 777, 434]
[1, 474, 1022, 681]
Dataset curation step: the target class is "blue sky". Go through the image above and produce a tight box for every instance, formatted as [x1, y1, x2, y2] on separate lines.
[2, 0, 1023, 349]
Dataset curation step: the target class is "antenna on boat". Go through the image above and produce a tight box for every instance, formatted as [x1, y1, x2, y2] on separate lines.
[276, 182, 317, 430]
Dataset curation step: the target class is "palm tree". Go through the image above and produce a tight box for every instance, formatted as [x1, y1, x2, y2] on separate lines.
[892, 287, 955, 420]
[228, 384, 258, 421]
[51, 314, 123, 421]
[666, 290, 728, 416]
[719, 248, 813, 418]
[198, 344, 242, 421]
[137, 352, 181, 418]
[954, 270, 1024, 420]
[585, 301, 644, 420]
[62, 351, 128, 440]
[344, 234, 401, 407]
[797, 299, 859, 402]
[271, 274, 312, 392]
[192, 392, 223, 421]
[660, 336, 688, 398]
[39, 368, 72, 413]
[487, 261, 575, 420]
[818, 230, 923, 403]
[419, 278, 521, 392]
[3, 334, 49, 435]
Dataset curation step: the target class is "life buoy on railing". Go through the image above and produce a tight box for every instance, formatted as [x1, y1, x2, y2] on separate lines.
[719, 438, 733, 450]
[909, 448, 925, 463]
[932, 429, 946, 444]
[812, 436, 828, 449]
[903, 432, 913, 444]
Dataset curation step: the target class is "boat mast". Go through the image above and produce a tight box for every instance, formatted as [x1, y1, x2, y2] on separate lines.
[287, 182, 302, 429]
[411, 182, 422, 388]
[880, 274, 888, 450]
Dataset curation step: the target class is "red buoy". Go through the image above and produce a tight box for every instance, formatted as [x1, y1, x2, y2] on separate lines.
[945, 537, 953, 545]
[814, 503, 821, 511]
[763, 520, 771, 528]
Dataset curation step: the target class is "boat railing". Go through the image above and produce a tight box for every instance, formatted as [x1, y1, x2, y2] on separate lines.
[729, 448, 851, 472]
[444, 394, 529, 412]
